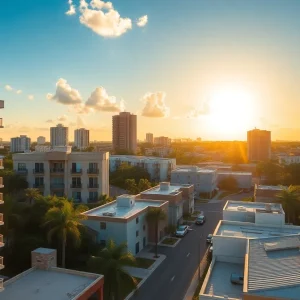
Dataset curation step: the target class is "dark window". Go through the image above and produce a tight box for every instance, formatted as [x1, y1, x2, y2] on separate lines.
[100, 222, 106, 230]
[143, 225, 146, 231]
[136, 217, 139, 224]
[136, 230, 139, 237]
[18, 163, 26, 170]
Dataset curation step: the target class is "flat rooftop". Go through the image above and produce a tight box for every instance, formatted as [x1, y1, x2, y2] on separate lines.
[247, 235, 300, 299]
[173, 167, 215, 173]
[141, 184, 183, 196]
[83, 199, 165, 219]
[218, 171, 252, 175]
[216, 221, 300, 239]
[2, 268, 102, 300]
[204, 261, 243, 299]
[110, 155, 174, 161]
[224, 201, 283, 214]
[256, 185, 284, 191]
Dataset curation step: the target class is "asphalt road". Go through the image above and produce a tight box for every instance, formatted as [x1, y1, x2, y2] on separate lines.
[132, 201, 224, 300]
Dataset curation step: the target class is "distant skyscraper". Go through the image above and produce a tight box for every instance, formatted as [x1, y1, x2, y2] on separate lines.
[37, 136, 46, 145]
[112, 112, 137, 153]
[146, 133, 154, 144]
[154, 136, 170, 147]
[10, 135, 31, 153]
[247, 128, 271, 162]
[74, 128, 90, 150]
[50, 124, 68, 147]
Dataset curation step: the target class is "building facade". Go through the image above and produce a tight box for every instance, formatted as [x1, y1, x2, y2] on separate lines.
[110, 155, 176, 181]
[0, 100, 4, 287]
[217, 171, 252, 190]
[50, 124, 68, 147]
[154, 136, 171, 146]
[112, 112, 137, 154]
[254, 184, 284, 203]
[278, 154, 300, 165]
[247, 129, 271, 162]
[13, 147, 109, 203]
[37, 136, 46, 145]
[144, 147, 173, 157]
[145, 133, 154, 144]
[74, 128, 90, 150]
[10, 135, 31, 153]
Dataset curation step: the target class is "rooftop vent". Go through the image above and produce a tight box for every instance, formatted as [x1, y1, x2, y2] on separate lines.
[265, 203, 272, 212]
[160, 182, 170, 191]
[103, 212, 116, 217]
[237, 206, 246, 211]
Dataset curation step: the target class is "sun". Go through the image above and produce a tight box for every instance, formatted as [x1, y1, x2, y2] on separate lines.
[206, 84, 255, 136]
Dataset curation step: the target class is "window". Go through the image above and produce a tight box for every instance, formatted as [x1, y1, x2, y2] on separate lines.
[136, 230, 139, 237]
[35, 163, 44, 172]
[72, 191, 81, 202]
[89, 191, 98, 202]
[18, 163, 26, 170]
[89, 177, 98, 187]
[72, 177, 81, 187]
[143, 225, 146, 231]
[136, 217, 139, 224]
[35, 177, 44, 187]
[100, 222, 106, 230]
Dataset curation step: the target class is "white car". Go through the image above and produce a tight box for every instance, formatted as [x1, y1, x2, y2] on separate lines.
[175, 225, 189, 237]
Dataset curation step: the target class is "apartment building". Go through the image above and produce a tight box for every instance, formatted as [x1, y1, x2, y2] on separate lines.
[154, 136, 171, 146]
[83, 195, 168, 254]
[50, 123, 68, 147]
[10, 135, 31, 153]
[0, 100, 4, 287]
[145, 133, 154, 144]
[254, 184, 284, 203]
[110, 155, 176, 181]
[247, 128, 271, 162]
[171, 166, 217, 198]
[137, 182, 195, 225]
[112, 112, 137, 154]
[278, 153, 300, 165]
[74, 128, 90, 150]
[1, 248, 104, 299]
[37, 136, 46, 145]
[144, 147, 173, 157]
[13, 146, 109, 203]
[217, 171, 252, 190]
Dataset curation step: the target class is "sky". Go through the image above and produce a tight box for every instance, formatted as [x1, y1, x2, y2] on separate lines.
[1, 0, 300, 142]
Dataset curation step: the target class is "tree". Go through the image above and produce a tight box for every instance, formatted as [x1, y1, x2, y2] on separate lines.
[125, 179, 139, 195]
[137, 179, 152, 192]
[276, 185, 300, 224]
[218, 176, 238, 191]
[88, 240, 137, 300]
[0, 170, 28, 194]
[25, 188, 41, 205]
[44, 200, 86, 268]
[146, 207, 167, 258]
[98, 194, 114, 206]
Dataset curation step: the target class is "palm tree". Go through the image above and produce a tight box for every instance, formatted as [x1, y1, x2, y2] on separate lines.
[146, 207, 167, 258]
[25, 188, 41, 205]
[98, 194, 113, 205]
[88, 240, 137, 300]
[276, 185, 300, 224]
[44, 200, 86, 268]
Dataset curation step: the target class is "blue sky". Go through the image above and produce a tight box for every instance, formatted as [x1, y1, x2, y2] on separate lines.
[1, 0, 300, 141]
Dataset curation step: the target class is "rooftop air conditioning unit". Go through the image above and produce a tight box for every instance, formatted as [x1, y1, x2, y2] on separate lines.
[103, 212, 116, 217]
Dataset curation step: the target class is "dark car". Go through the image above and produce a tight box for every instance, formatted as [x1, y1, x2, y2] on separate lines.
[195, 215, 206, 225]
[206, 234, 213, 243]
[230, 273, 244, 285]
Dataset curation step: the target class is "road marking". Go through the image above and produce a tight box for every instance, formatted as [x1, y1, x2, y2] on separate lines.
[170, 276, 175, 282]
[187, 252, 190, 257]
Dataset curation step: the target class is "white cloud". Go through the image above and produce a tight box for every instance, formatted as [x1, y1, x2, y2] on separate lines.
[46, 119, 54, 123]
[69, 122, 77, 126]
[137, 15, 148, 27]
[16, 90, 22, 94]
[28, 95, 34, 100]
[77, 115, 86, 127]
[58, 114, 68, 122]
[187, 102, 210, 118]
[66, 0, 76, 15]
[47, 78, 82, 105]
[141, 92, 170, 118]
[85, 87, 125, 112]
[5, 85, 13, 91]
[90, 0, 113, 10]
[80, 0, 89, 9]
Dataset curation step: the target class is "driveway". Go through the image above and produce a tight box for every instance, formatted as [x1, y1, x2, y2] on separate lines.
[132, 201, 224, 300]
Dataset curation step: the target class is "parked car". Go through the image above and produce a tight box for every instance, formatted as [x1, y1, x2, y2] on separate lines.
[209, 245, 213, 253]
[230, 273, 244, 285]
[206, 234, 213, 243]
[195, 214, 206, 225]
[176, 225, 189, 237]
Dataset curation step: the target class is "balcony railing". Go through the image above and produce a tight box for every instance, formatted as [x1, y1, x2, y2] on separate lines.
[0, 177, 3, 187]
[0, 256, 4, 270]
[87, 168, 99, 174]
[33, 169, 44, 174]
[50, 183, 65, 189]
[16, 169, 28, 175]
[50, 168, 64, 174]
[0, 213, 3, 225]
[71, 169, 82, 174]
[0, 234, 4, 247]
[33, 184, 44, 189]
[88, 183, 99, 189]
[88, 198, 98, 203]
[71, 183, 82, 189]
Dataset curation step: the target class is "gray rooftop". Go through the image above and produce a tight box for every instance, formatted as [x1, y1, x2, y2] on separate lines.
[2, 268, 102, 300]
[110, 155, 175, 161]
[173, 167, 215, 173]
[247, 235, 300, 299]
[256, 185, 284, 191]
[224, 201, 283, 214]
[141, 184, 182, 196]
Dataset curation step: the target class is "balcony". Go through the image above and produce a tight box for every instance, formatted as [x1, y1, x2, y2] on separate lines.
[0, 256, 4, 270]
[0, 234, 4, 247]
[16, 169, 28, 175]
[50, 168, 64, 174]
[0, 193, 3, 204]
[50, 183, 65, 189]
[88, 183, 99, 189]
[87, 168, 99, 174]
[33, 184, 44, 189]
[0, 177, 3, 188]
[0, 213, 3, 225]
[70, 183, 82, 189]
[33, 169, 44, 174]
[71, 169, 82, 174]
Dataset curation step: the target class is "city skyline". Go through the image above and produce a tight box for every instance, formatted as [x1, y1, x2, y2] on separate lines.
[1, 0, 300, 141]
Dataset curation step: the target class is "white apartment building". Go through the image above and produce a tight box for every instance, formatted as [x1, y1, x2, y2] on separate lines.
[171, 166, 217, 198]
[37, 136, 46, 145]
[217, 171, 252, 190]
[278, 154, 300, 165]
[145, 133, 154, 144]
[13, 146, 109, 203]
[74, 128, 90, 150]
[10, 135, 31, 153]
[34, 145, 51, 152]
[109, 155, 176, 181]
[50, 124, 68, 147]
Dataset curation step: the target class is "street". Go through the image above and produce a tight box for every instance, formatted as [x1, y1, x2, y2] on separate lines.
[132, 200, 225, 300]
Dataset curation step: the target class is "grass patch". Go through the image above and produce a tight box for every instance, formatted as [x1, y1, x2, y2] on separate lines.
[161, 237, 179, 245]
[135, 257, 155, 269]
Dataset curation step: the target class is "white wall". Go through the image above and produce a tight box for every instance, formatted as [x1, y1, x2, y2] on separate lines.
[223, 210, 255, 223]
[213, 236, 247, 258]
[255, 212, 285, 226]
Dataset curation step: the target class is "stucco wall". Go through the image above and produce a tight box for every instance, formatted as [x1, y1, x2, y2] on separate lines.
[213, 236, 247, 258]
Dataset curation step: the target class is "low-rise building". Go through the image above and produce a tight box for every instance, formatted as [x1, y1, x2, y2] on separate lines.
[154, 136, 171, 146]
[171, 166, 217, 198]
[217, 171, 252, 190]
[278, 154, 300, 165]
[10, 135, 31, 153]
[144, 147, 173, 158]
[1, 248, 104, 299]
[82, 195, 168, 255]
[13, 146, 109, 203]
[110, 155, 176, 181]
[254, 184, 284, 203]
[137, 182, 194, 225]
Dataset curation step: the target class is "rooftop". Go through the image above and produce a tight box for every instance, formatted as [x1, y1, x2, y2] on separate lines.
[224, 201, 283, 214]
[173, 166, 215, 173]
[256, 185, 284, 191]
[110, 155, 175, 161]
[247, 235, 300, 299]
[141, 183, 183, 196]
[2, 267, 102, 300]
[217, 171, 252, 175]
[216, 221, 300, 239]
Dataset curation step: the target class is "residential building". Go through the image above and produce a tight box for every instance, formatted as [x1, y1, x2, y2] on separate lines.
[217, 171, 252, 190]
[1, 248, 104, 299]
[145, 133, 154, 144]
[74, 128, 90, 150]
[34, 145, 51, 152]
[112, 112, 137, 154]
[254, 184, 284, 203]
[0, 100, 4, 283]
[10, 135, 31, 153]
[171, 166, 217, 198]
[83, 195, 168, 254]
[278, 153, 300, 165]
[110, 155, 176, 181]
[137, 182, 194, 225]
[247, 128, 271, 162]
[144, 147, 172, 157]
[37, 136, 46, 145]
[154, 136, 171, 146]
[12, 146, 109, 203]
[50, 123, 68, 147]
